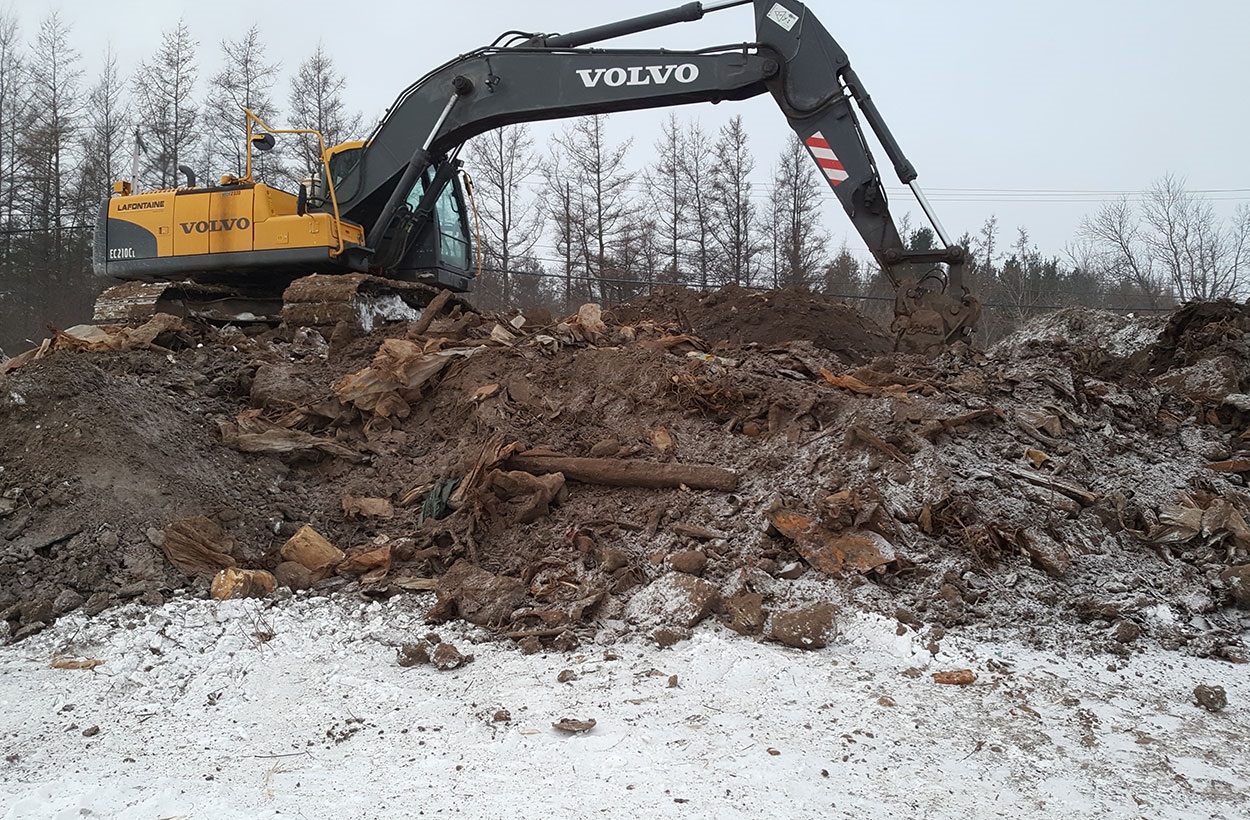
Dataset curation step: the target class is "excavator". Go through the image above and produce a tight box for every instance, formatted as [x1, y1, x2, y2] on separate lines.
[92, 0, 981, 349]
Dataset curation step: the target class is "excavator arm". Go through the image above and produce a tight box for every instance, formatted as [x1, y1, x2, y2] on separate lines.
[328, 0, 980, 348]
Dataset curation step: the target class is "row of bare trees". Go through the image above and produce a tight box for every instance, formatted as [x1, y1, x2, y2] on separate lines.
[1, 9, 1248, 353]
[468, 113, 834, 310]
[0, 13, 361, 350]
[464, 109, 1250, 340]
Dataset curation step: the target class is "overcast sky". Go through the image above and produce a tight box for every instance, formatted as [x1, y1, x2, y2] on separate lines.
[12, 0, 1250, 262]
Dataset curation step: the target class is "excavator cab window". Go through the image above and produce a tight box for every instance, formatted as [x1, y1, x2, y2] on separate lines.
[328, 144, 363, 189]
[434, 181, 470, 271]
[398, 168, 470, 273]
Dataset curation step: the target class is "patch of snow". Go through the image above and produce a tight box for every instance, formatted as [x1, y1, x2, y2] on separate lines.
[0, 596, 1245, 819]
[355, 296, 422, 334]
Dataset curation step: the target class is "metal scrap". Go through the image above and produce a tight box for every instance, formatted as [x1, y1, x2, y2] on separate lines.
[767, 508, 898, 575]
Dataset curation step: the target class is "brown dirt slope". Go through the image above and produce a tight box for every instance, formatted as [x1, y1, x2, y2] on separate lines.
[1, 287, 1247, 662]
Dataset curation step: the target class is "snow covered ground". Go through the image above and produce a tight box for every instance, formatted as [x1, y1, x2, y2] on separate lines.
[1, 594, 1246, 819]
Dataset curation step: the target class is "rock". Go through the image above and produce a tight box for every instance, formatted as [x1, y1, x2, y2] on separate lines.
[274, 561, 316, 591]
[10, 622, 47, 641]
[210, 568, 276, 600]
[551, 718, 596, 734]
[724, 592, 765, 635]
[767, 602, 838, 650]
[625, 573, 722, 629]
[589, 437, 621, 458]
[18, 598, 53, 626]
[517, 636, 542, 655]
[549, 631, 579, 652]
[895, 607, 923, 630]
[652, 627, 691, 647]
[81, 592, 111, 617]
[668, 550, 707, 576]
[1075, 597, 1123, 622]
[138, 589, 165, 607]
[97, 530, 119, 549]
[1194, 684, 1227, 712]
[250, 363, 322, 410]
[1220, 565, 1250, 609]
[776, 562, 806, 580]
[1155, 356, 1240, 404]
[279, 525, 344, 578]
[1112, 619, 1142, 643]
[52, 589, 85, 616]
[431, 642, 470, 670]
[398, 641, 438, 669]
[597, 547, 630, 574]
[82, 592, 110, 617]
[1021, 528, 1071, 577]
[431, 560, 526, 627]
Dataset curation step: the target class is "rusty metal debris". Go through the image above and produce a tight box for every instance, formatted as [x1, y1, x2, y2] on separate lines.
[767, 508, 898, 575]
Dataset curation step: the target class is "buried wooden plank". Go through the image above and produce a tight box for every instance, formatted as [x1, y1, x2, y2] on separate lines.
[506, 452, 738, 492]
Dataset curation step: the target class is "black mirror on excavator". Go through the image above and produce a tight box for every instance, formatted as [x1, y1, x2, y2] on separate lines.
[251, 132, 276, 152]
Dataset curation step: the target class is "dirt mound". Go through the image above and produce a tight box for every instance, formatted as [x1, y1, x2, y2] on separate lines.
[614, 284, 893, 364]
[1142, 299, 1250, 375]
[1, 292, 1248, 663]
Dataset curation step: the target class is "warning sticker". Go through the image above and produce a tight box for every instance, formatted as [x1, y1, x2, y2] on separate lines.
[766, 3, 799, 31]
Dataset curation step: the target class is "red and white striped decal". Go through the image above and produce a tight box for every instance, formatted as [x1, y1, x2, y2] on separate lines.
[805, 132, 849, 187]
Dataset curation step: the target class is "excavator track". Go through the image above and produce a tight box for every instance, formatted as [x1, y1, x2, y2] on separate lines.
[93, 274, 467, 332]
[93, 280, 282, 325]
[280, 273, 454, 331]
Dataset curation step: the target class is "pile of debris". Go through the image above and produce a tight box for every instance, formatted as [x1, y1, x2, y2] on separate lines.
[1, 289, 1248, 661]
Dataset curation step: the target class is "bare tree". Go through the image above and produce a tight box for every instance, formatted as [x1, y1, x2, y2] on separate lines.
[1078, 176, 1250, 304]
[287, 43, 361, 176]
[643, 113, 686, 285]
[0, 11, 28, 262]
[1142, 175, 1249, 300]
[768, 134, 828, 287]
[551, 115, 634, 302]
[22, 12, 84, 270]
[0, 9, 28, 334]
[542, 151, 582, 306]
[202, 26, 282, 183]
[678, 120, 714, 288]
[1078, 195, 1165, 307]
[466, 124, 544, 306]
[132, 21, 199, 189]
[968, 215, 1001, 281]
[78, 46, 130, 209]
[996, 227, 1062, 322]
[709, 115, 761, 287]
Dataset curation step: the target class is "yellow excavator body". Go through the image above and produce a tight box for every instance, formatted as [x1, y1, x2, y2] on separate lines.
[99, 183, 364, 280]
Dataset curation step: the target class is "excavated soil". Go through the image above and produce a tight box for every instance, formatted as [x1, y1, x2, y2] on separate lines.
[1, 287, 1249, 662]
